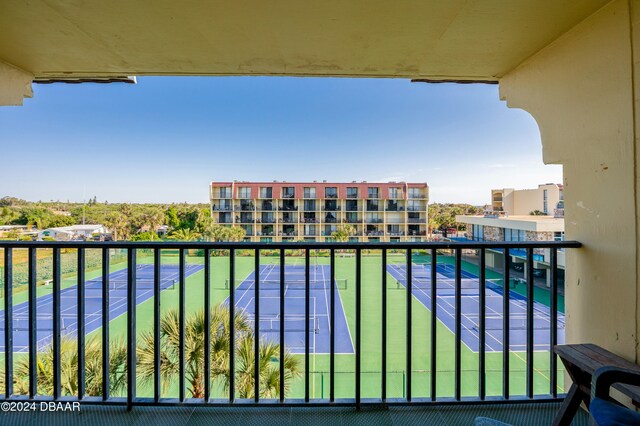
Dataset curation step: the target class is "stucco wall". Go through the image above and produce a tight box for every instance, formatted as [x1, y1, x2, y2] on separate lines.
[500, 0, 638, 361]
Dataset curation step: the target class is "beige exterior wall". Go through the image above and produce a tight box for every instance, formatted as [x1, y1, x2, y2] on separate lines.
[493, 184, 561, 215]
[501, 0, 638, 361]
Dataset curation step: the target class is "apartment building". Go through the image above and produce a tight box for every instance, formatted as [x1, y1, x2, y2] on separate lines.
[492, 183, 563, 217]
[210, 181, 429, 242]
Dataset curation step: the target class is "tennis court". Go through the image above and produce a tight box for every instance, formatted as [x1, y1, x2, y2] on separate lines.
[0, 263, 203, 352]
[387, 262, 565, 353]
[229, 263, 354, 355]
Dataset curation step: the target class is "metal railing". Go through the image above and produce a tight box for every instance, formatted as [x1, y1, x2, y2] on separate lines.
[0, 240, 580, 410]
[407, 218, 426, 224]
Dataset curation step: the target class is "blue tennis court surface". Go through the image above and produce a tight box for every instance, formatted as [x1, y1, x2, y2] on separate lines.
[387, 263, 564, 353]
[229, 264, 354, 355]
[0, 263, 203, 353]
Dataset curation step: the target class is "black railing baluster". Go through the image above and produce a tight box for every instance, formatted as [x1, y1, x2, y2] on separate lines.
[153, 248, 161, 402]
[204, 248, 211, 403]
[526, 248, 534, 399]
[430, 248, 437, 402]
[279, 249, 285, 403]
[77, 248, 86, 399]
[305, 249, 310, 402]
[53, 247, 61, 400]
[0, 239, 581, 409]
[355, 248, 361, 409]
[101, 248, 110, 401]
[406, 248, 412, 402]
[229, 248, 236, 403]
[503, 248, 510, 400]
[381, 249, 387, 402]
[454, 249, 461, 401]
[127, 248, 137, 410]
[3, 248, 12, 399]
[330, 248, 335, 402]
[179, 249, 186, 402]
[253, 250, 259, 403]
[28, 247, 36, 398]
[550, 248, 558, 398]
[479, 249, 486, 400]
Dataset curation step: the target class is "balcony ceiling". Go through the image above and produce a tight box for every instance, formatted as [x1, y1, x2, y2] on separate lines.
[0, 0, 609, 81]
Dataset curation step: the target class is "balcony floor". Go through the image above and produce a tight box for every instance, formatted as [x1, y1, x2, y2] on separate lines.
[0, 402, 589, 425]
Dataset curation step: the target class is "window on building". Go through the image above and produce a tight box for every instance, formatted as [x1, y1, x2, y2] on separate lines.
[389, 187, 399, 199]
[346, 212, 359, 223]
[304, 187, 316, 199]
[345, 200, 358, 211]
[260, 187, 272, 199]
[368, 187, 379, 199]
[543, 189, 548, 214]
[238, 187, 251, 199]
[219, 187, 232, 198]
[282, 187, 295, 198]
[304, 200, 316, 211]
[304, 225, 316, 236]
[472, 224, 484, 241]
[324, 224, 337, 235]
[504, 228, 526, 242]
[407, 200, 421, 211]
[408, 188, 421, 199]
[324, 200, 338, 211]
[347, 187, 358, 198]
[325, 187, 337, 198]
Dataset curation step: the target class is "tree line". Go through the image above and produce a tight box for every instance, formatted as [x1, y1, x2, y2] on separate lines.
[0, 196, 483, 241]
[0, 196, 245, 241]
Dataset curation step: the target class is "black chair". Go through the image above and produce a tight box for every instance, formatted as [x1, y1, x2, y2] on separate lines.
[590, 366, 640, 425]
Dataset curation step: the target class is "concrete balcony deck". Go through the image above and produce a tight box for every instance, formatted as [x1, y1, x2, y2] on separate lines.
[0, 402, 589, 425]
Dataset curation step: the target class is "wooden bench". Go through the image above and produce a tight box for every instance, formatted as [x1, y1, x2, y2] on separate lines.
[554, 343, 640, 425]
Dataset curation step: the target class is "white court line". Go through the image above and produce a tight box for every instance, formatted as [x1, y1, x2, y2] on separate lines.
[323, 262, 355, 352]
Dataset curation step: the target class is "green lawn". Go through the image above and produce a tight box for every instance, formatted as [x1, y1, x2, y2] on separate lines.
[0, 250, 566, 400]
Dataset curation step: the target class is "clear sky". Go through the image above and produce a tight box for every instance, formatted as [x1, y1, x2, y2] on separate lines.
[0, 77, 560, 205]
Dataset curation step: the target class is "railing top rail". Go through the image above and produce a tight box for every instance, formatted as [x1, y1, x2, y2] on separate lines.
[0, 240, 582, 250]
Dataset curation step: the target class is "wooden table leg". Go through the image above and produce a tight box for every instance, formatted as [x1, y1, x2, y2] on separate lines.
[552, 383, 587, 426]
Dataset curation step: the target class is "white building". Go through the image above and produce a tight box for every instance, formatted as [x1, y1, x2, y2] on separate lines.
[38, 224, 109, 241]
[491, 183, 563, 217]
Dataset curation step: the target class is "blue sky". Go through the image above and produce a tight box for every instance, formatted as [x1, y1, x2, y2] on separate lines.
[0, 77, 560, 205]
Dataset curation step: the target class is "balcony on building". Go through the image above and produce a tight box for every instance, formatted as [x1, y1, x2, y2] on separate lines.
[366, 200, 380, 212]
[345, 200, 359, 211]
[279, 200, 297, 211]
[386, 200, 405, 211]
[323, 200, 340, 211]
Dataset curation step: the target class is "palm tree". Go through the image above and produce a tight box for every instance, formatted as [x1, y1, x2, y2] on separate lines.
[136, 305, 301, 399]
[104, 211, 126, 241]
[234, 332, 301, 399]
[140, 209, 165, 241]
[168, 228, 201, 241]
[1, 336, 128, 397]
[331, 224, 356, 242]
[226, 226, 246, 242]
